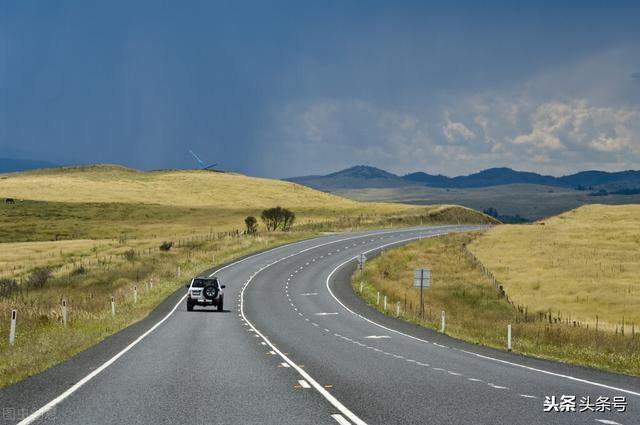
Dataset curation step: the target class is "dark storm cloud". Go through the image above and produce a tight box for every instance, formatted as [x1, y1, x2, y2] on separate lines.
[2, 1, 640, 177]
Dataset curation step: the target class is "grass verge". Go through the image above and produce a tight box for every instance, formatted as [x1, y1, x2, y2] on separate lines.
[0, 232, 308, 388]
[352, 232, 640, 376]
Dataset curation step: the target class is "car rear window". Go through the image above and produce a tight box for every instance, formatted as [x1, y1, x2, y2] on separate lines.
[192, 278, 218, 288]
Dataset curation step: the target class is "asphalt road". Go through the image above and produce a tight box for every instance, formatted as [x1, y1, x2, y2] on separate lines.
[2, 225, 639, 425]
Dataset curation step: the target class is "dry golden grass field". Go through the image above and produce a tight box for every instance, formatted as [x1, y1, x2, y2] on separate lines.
[469, 204, 640, 331]
[355, 205, 640, 375]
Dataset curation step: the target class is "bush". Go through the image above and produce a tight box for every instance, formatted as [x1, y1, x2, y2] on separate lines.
[244, 216, 258, 235]
[26, 267, 52, 289]
[261, 207, 295, 231]
[159, 241, 174, 251]
[124, 249, 137, 262]
[0, 278, 18, 298]
[282, 209, 295, 231]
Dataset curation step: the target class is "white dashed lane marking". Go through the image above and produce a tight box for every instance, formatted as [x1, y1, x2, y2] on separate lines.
[298, 379, 311, 388]
[331, 414, 351, 425]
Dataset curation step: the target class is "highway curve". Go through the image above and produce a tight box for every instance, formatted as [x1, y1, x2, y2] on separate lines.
[2, 226, 639, 425]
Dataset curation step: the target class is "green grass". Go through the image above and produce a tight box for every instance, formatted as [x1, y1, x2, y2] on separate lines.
[353, 232, 640, 376]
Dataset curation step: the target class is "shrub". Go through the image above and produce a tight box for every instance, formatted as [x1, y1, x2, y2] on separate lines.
[124, 249, 137, 262]
[261, 207, 295, 231]
[282, 209, 295, 231]
[244, 216, 258, 235]
[159, 241, 174, 251]
[26, 267, 52, 289]
[0, 278, 18, 298]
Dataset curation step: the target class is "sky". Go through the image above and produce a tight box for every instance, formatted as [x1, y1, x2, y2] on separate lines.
[1, 1, 640, 178]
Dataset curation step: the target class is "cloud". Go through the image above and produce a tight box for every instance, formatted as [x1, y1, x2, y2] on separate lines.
[263, 46, 640, 177]
[509, 99, 637, 153]
[442, 119, 475, 143]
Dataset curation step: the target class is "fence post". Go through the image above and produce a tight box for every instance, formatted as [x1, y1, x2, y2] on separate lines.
[396, 301, 400, 317]
[9, 310, 16, 345]
[440, 310, 446, 333]
[62, 299, 68, 328]
[507, 324, 512, 351]
[111, 295, 115, 317]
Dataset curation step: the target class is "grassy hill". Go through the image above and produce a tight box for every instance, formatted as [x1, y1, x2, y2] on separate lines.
[469, 204, 640, 330]
[354, 204, 640, 375]
[1, 165, 372, 208]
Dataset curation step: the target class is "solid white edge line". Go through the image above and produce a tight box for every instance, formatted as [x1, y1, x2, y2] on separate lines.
[19, 238, 328, 425]
[19, 225, 461, 425]
[324, 231, 640, 399]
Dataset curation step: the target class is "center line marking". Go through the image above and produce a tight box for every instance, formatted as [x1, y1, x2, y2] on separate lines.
[298, 379, 311, 388]
[316, 312, 339, 316]
[332, 414, 351, 425]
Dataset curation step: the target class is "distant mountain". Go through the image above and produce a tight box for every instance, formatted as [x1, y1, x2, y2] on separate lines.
[286, 165, 410, 189]
[287, 166, 640, 191]
[404, 167, 559, 188]
[0, 158, 59, 173]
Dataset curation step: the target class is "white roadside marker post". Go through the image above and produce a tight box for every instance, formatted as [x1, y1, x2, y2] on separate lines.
[359, 281, 363, 294]
[396, 301, 400, 317]
[62, 299, 68, 328]
[507, 324, 512, 351]
[376, 291, 380, 305]
[9, 310, 16, 345]
[150, 279, 154, 290]
[111, 295, 115, 317]
[177, 265, 181, 277]
[441, 310, 446, 333]
[133, 286, 137, 304]
[384, 295, 387, 311]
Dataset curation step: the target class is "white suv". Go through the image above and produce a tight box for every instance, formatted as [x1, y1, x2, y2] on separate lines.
[186, 277, 225, 311]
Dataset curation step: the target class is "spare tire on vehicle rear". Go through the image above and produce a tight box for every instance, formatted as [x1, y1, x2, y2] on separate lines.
[203, 284, 218, 300]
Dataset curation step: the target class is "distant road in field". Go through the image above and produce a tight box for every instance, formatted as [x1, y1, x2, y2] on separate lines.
[2, 226, 639, 425]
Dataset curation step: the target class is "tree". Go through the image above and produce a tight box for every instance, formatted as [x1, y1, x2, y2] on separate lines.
[282, 209, 295, 231]
[261, 207, 296, 231]
[261, 207, 283, 231]
[245, 216, 258, 235]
